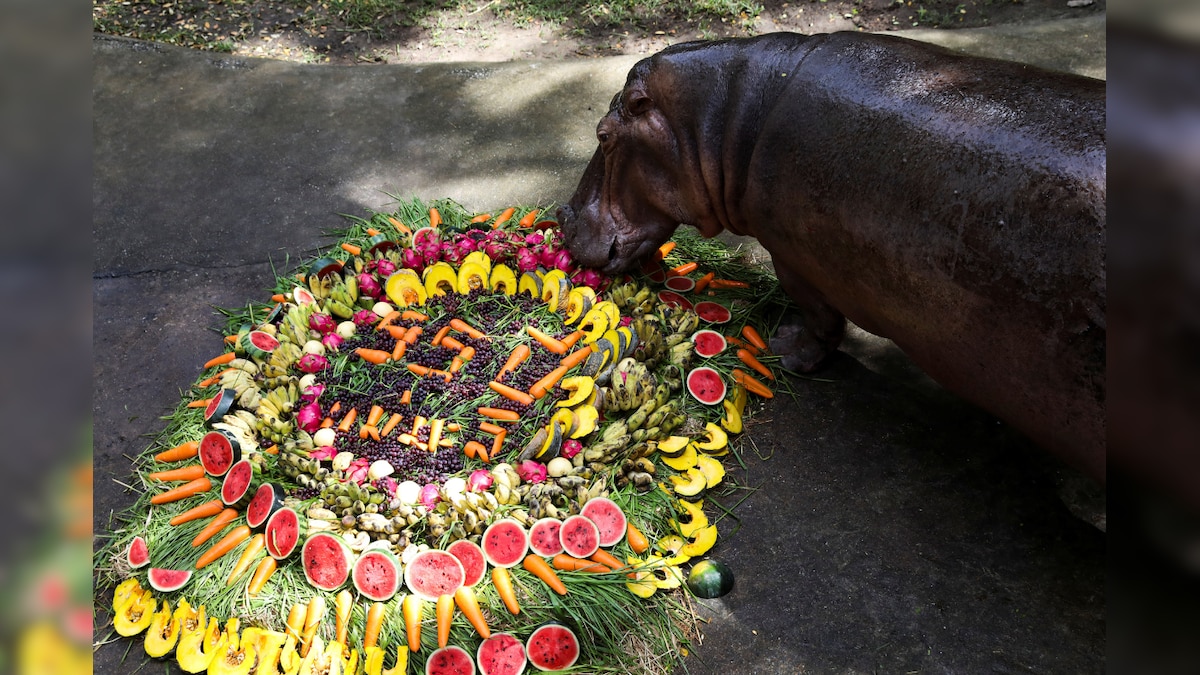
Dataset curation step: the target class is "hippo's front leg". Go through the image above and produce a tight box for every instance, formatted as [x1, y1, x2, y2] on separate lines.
[769, 263, 846, 373]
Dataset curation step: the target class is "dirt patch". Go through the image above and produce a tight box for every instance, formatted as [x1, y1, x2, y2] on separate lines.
[92, 0, 1105, 65]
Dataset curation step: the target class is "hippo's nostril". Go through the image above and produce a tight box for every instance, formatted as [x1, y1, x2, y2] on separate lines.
[607, 238, 618, 262]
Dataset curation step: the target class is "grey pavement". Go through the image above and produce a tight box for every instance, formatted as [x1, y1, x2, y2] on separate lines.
[94, 16, 1106, 674]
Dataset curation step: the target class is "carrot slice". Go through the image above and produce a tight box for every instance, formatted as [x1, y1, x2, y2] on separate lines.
[403, 326, 423, 344]
[147, 464, 206, 483]
[518, 209, 539, 228]
[523, 554, 567, 595]
[247, 556, 276, 596]
[669, 261, 698, 277]
[497, 344, 530, 381]
[454, 586, 491, 639]
[525, 326, 567, 354]
[226, 532, 266, 586]
[741, 324, 768, 351]
[150, 476, 213, 505]
[626, 522, 650, 554]
[492, 567, 520, 615]
[450, 318, 485, 339]
[709, 278, 750, 289]
[489, 381, 534, 406]
[560, 330, 585, 349]
[552, 554, 610, 573]
[187, 398, 213, 409]
[737, 348, 775, 381]
[380, 413, 404, 437]
[391, 339, 407, 361]
[529, 365, 569, 400]
[366, 405, 385, 427]
[355, 348, 391, 365]
[155, 440, 200, 463]
[384, 325, 408, 340]
[491, 207, 516, 229]
[436, 594, 455, 648]
[693, 271, 715, 293]
[478, 407, 520, 421]
[402, 594, 423, 653]
[589, 548, 628, 574]
[470, 212, 493, 224]
[656, 241, 677, 259]
[428, 207, 442, 229]
[169, 498, 223, 526]
[204, 352, 236, 369]
[341, 242, 362, 256]
[337, 408, 358, 432]
[400, 389, 413, 405]
[196, 524, 251, 569]
[191, 507, 239, 547]
[464, 441, 484, 459]
[479, 421, 505, 435]
[375, 310, 402, 331]
[364, 602, 386, 649]
[559, 345, 592, 370]
[387, 216, 411, 235]
[732, 368, 774, 398]
[431, 325, 452, 346]
[441, 336, 465, 352]
[401, 309, 429, 322]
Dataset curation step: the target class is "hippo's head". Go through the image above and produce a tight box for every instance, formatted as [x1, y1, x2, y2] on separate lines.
[558, 58, 709, 275]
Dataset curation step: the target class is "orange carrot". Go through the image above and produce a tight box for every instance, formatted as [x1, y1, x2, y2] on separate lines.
[427, 419, 444, 453]
[246, 556, 277, 596]
[391, 339, 407, 361]
[147, 464, 206, 483]
[431, 325, 452, 346]
[400, 389, 413, 405]
[479, 421, 505, 436]
[523, 554, 567, 595]
[669, 261, 698, 277]
[204, 352, 236, 369]
[195, 370, 227, 388]
[330, 401, 342, 415]
[518, 209, 539, 228]
[478, 436, 494, 463]
[226, 532, 266, 586]
[155, 440, 199, 463]
[151, 476, 213, 505]
[169, 498, 223, 526]
[337, 407, 358, 432]
[589, 548, 627, 573]
[366, 405, 385, 427]
[187, 398, 213, 409]
[470, 212, 493, 224]
[450, 318, 485, 340]
[355, 348, 391, 365]
[489, 381, 534, 406]
[657, 241, 677, 259]
[403, 325, 423, 344]
[407, 364, 433, 377]
[454, 586, 491, 639]
[626, 522, 650, 554]
[334, 590, 353, 645]
[446, 422, 461, 432]
[263, 444, 279, 455]
[402, 309, 429, 322]
[428, 207, 442, 229]
[497, 344, 530, 381]
[402, 594, 423, 653]
[732, 368, 774, 398]
[737, 348, 775, 381]
[693, 271, 715, 293]
[380, 413, 404, 437]
[464, 441, 485, 459]
[741, 324, 768, 351]
[341, 242, 362, 256]
[441, 336, 465, 352]
[709, 278, 750, 289]
[320, 417, 334, 428]
[196, 524, 251, 569]
[529, 365, 569, 400]
[450, 356, 467, 374]
[364, 602, 386, 649]
[271, 293, 287, 303]
[726, 335, 759, 356]
[560, 330, 585, 349]
[525, 326, 567, 354]
[191, 508, 239, 547]
[224, 333, 239, 344]
[359, 424, 371, 440]
[385, 325, 408, 340]
[478, 407, 520, 421]
[492, 567, 520, 615]
[376, 310, 402, 331]
[387, 216, 411, 235]
[491, 207, 516, 229]
[559, 345, 592, 370]
[436, 594, 454, 648]
[552, 554, 610, 573]
[366, 227, 381, 236]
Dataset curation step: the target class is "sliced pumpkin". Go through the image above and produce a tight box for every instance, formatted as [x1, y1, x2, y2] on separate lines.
[144, 599, 181, 658]
[550, 409, 578, 438]
[489, 264, 517, 295]
[176, 615, 222, 673]
[114, 588, 156, 637]
[674, 499, 709, 538]
[112, 577, 143, 613]
[646, 555, 684, 590]
[536, 420, 566, 459]
[680, 524, 718, 557]
[298, 636, 344, 675]
[570, 405, 599, 439]
[463, 251, 492, 274]
[384, 270, 426, 307]
[579, 307, 611, 344]
[247, 627, 288, 675]
[694, 422, 729, 454]
[696, 454, 726, 488]
[517, 271, 543, 298]
[456, 261, 490, 294]
[422, 262, 458, 298]
[593, 300, 621, 327]
[624, 556, 658, 598]
[209, 618, 258, 675]
[564, 287, 596, 325]
[721, 385, 746, 434]
[279, 635, 303, 675]
[654, 535, 692, 567]
[660, 443, 698, 471]
[656, 436, 690, 457]
[556, 376, 595, 408]
[540, 269, 571, 312]
[616, 326, 638, 358]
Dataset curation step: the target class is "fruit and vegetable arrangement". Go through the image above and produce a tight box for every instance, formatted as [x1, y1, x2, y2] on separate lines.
[99, 198, 788, 675]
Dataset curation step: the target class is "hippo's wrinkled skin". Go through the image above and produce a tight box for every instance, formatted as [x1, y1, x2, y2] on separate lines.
[558, 32, 1106, 482]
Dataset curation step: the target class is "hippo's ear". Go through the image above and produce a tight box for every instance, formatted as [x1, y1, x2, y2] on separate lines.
[624, 90, 654, 117]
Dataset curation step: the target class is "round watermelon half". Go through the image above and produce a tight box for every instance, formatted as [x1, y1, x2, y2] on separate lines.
[686, 367, 727, 405]
[692, 330, 727, 358]
[525, 623, 580, 672]
[579, 497, 627, 548]
[477, 633, 526, 675]
[352, 547, 401, 600]
[147, 568, 192, 592]
[203, 388, 237, 424]
[427, 645, 475, 675]
[481, 519, 528, 569]
[447, 539, 487, 587]
[220, 458, 257, 509]
[303, 532, 354, 591]
[199, 430, 241, 477]
[527, 518, 564, 557]
[264, 506, 306, 560]
[242, 330, 280, 360]
[657, 290, 693, 311]
[307, 256, 346, 281]
[405, 549, 466, 602]
[292, 287, 317, 306]
[694, 301, 732, 324]
[664, 276, 696, 293]
[558, 515, 600, 559]
[245, 482, 284, 530]
[127, 535, 150, 569]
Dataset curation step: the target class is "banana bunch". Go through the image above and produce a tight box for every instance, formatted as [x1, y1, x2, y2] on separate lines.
[303, 506, 344, 534]
[616, 456, 657, 492]
[488, 463, 524, 508]
[256, 379, 299, 443]
[604, 357, 657, 413]
[444, 489, 502, 538]
[219, 359, 263, 409]
[522, 481, 569, 520]
[662, 305, 700, 335]
[306, 269, 335, 301]
[212, 410, 261, 452]
[276, 301, 318, 347]
[609, 282, 657, 316]
[325, 274, 360, 320]
[631, 317, 666, 364]
[581, 418, 631, 463]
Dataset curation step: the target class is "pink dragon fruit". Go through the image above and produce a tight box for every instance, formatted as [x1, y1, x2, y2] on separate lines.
[550, 249, 574, 273]
[467, 469, 494, 492]
[441, 242, 467, 265]
[523, 232, 545, 246]
[400, 248, 423, 272]
[300, 383, 325, 404]
[560, 439, 583, 460]
[375, 259, 397, 278]
[419, 483, 442, 509]
[321, 333, 344, 351]
[352, 309, 377, 328]
[357, 272, 382, 299]
[515, 248, 539, 273]
[516, 460, 548, 484]
[296, 353, 329, 373]
[296, 402, 322, 433]
[347, 458, 370, 484]
[572, 268, 605, 290]
[309, 445, 337, 461]
[308, 312, 337, 334]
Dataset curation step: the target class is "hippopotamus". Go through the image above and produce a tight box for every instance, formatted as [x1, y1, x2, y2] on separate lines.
[558, 31, 1106, 483]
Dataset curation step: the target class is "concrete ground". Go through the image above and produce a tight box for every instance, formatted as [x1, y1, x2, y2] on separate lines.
[94, 16, 1106, 674]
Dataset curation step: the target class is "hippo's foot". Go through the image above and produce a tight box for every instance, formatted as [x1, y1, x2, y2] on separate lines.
[769, 309, 846, 373]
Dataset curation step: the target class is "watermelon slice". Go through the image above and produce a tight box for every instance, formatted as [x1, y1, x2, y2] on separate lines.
[303, 532, 354, 591]
[664, 276, 695, 293]
[447, 539, 487, 587]
[579, 497, 627, 548]
[147, 568, 192, 592]
[405, 549, 466, 601]
[692, 330, 727, 358]
[242, 330, 280, 360]
[426, 645, 475, 675]
[220, 458, 257, 509]
[203, 388, 237, 424]
[481, 519, 528, 569]
[477, 633, 526, 675]
[525, 624, 580, 672]
[558, 515, 600, 558]
[640, 257, 667, 284]
[245, 482, 284, 530]
[527, 519, 564, 557]
[686, 367, 727, 405]
[307, 256, 347, 281]
[656, 290, 693, 311]
[292, 287, 317, 305]
[352, 547, 401, 600]
[694, 301, 732, 324]
[198, 430, 241, 477]
[127, 535, 150, 569]
[264, 506, 305, 560]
